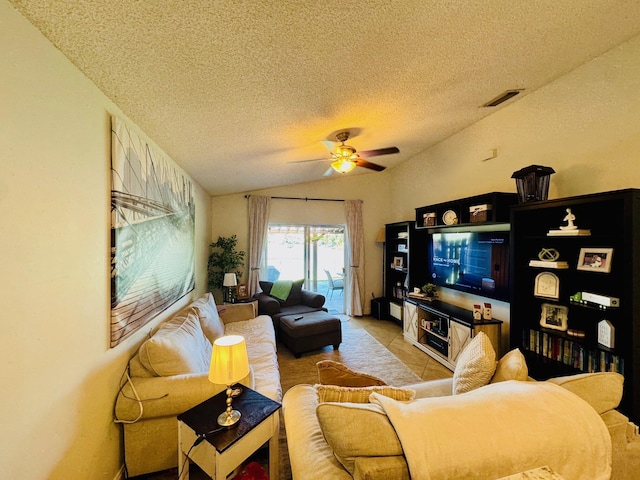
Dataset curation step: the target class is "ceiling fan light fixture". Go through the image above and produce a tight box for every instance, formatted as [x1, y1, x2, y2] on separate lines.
[331, 159, 357, 173]
[334, 144, 357, 159]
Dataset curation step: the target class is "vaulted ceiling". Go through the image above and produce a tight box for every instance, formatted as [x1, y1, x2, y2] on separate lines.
[9, 0, 640, 195]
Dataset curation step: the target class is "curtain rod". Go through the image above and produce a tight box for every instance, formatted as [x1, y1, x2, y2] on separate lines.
[244, 195, 344, 202]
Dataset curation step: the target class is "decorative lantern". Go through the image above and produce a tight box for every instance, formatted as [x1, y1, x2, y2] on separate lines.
[511, 165, 555, 203]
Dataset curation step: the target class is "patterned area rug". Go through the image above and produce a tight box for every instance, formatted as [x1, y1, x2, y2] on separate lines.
[276, 326, 422, 479]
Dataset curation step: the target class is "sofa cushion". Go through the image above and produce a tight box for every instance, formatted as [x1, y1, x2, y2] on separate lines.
[224, 315, 282, 402]
[490, 348, 528, 383]
[138, 311, 212, 376]
[316, 385, 415, 403]
[546, 372, 624, 414]
[259, 279, 304, 305]
[316, 360, 387, 387]
[281, 279, 304, 306]
[452, 331, 496, 394]
[190, 292, 225, 344]
[316, 402, 404, 474]
[258, 280, 273, 295]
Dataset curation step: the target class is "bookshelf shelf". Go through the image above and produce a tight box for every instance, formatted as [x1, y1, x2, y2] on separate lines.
[510, 189, 640, 424]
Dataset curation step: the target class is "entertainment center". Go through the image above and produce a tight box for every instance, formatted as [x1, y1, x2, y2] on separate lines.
[384, 192, 517, 367]
[403, 298, 502, 370]
[384, 189, 639, 424]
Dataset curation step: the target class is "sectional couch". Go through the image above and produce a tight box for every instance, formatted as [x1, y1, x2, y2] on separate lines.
[114, 293, 281, 477]
[283, 333, 640, 480]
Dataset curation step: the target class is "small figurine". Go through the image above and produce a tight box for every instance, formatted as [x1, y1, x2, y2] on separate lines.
[559, 208, 578, 230]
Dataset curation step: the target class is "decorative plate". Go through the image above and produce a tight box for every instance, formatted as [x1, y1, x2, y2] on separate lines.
[442, 210, 458, 225]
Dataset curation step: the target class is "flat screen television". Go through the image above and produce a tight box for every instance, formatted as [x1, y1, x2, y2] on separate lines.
[429, 231, 510, 302]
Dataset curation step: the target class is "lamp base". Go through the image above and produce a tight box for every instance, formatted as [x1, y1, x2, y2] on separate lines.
[217, 409, 241, 427]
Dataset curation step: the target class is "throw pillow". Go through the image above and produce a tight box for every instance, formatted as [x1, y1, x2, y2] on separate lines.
[452, 331, 496, 394]
[316, 360, 387, 387]
[490, 348, 528, 383]
[316, 402, 404, 474]
[258, 281, 273, 295]
[138, 311, 212, 376]
[546, 372, 624, 414]
[190, 292, 225, 344]
[281, 278, 304, 306]
[316, 384, 416, 403]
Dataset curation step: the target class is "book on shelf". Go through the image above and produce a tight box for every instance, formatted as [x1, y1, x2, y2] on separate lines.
[522, 328, 624, 375]
[528, 260, 569, 269]
[547, 229, 591, 236]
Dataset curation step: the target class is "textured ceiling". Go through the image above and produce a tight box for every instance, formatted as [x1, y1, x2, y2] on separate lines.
[9, 0, 640, 196]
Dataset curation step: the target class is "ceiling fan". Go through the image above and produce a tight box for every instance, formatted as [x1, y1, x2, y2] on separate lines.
[291, 130, 399, 175]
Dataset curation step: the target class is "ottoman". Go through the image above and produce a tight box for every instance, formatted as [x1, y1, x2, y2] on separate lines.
[279, 311, 342, 358]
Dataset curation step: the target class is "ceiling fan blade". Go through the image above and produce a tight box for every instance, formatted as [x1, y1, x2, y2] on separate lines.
[355, 158, 386, 172]
[289, 157, 331, 164]
[321, 140, 335, 151]
[323, 166, 335, 176]
[358, 146, 399, 159]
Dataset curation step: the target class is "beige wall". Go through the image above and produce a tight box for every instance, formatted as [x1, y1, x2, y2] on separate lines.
[1, 3, 210, 479]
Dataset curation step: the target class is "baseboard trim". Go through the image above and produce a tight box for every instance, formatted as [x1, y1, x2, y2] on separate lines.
[113, 464, 125, 480]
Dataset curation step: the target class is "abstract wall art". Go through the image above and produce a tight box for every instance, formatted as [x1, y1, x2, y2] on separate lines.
[110, 116, 195, 347]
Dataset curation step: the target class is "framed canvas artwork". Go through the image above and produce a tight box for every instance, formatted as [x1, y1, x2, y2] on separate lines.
[110, 116, 195, 347]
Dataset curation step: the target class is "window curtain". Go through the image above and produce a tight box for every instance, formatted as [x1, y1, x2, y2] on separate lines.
[247, 195, 270, 296]
[344, 200, 364, 316]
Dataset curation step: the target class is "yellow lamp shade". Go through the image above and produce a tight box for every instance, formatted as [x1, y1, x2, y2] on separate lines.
[209, 335, 250, 386]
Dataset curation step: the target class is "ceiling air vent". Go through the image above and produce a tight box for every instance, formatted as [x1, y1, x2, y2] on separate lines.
[482, 89, 523, 108]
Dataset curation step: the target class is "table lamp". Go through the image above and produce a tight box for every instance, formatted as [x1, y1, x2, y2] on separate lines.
[223, 273, 238, 303]
[208, 335, 250, 427]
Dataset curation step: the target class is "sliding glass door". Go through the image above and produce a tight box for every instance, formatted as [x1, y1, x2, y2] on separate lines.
[266, 225, 345, 313]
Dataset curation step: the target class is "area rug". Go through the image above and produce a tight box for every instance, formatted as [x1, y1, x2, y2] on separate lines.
[278, 327, 422, 393]
[276, 327, 422, 479]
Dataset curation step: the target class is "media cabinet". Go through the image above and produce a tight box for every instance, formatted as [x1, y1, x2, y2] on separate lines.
[404, 298, 502, 371]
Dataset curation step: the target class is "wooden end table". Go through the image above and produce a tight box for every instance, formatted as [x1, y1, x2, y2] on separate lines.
[177, 386, 281, 480]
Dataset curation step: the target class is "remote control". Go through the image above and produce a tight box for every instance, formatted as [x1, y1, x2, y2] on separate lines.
[293, 316, 303, 321]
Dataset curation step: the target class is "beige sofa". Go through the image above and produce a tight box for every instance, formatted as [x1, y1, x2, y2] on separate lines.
[283, 334, 640, 480]
[114, 293, 281, 477]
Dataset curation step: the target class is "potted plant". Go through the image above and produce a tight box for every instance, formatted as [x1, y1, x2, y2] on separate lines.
[421, 283, 438, 299]
[208, 235, 246, 299]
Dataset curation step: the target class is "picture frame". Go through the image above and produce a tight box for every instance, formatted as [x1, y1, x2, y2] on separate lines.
[539, 303, 568, 331]
[534, 271, 560, 299]
[393, 256, 404, 269]
[577, 248, 613, 273]
[236, 283, 249, 300]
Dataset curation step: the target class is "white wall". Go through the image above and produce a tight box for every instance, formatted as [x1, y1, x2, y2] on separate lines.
[0, 2, 210, 478]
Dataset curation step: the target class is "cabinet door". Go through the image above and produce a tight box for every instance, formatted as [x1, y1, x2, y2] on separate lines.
[403, 301, 418, 343]
[449, 321, 472, 365]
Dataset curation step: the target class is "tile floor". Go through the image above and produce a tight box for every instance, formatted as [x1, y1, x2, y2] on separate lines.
[349, 315, 453, 381]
